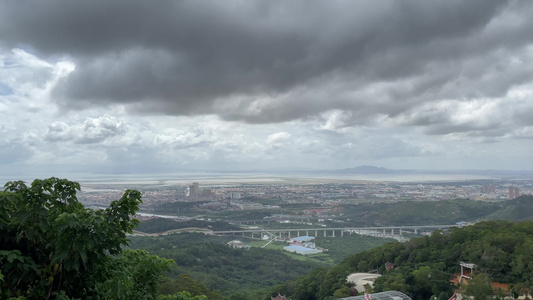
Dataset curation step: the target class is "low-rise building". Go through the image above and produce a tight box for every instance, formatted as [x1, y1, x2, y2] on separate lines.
[284, 236, 323, 255]
[227, 240, 250, 250]
[283, 245, 322, 255]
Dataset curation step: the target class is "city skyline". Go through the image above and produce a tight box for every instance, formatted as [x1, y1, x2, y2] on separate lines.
[1, 1, 533, 176]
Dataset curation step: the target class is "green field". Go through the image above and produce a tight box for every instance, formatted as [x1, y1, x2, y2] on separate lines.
[129, 231, 394, 298]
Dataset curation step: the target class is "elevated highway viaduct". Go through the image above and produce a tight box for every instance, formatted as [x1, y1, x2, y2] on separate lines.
[212, 224, 460, 239]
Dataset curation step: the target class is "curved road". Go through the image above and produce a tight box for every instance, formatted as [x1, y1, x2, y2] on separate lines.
[347, 273, 382, 292]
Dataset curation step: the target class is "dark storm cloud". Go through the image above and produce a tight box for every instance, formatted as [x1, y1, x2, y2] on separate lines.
[2, 0, 532, 132]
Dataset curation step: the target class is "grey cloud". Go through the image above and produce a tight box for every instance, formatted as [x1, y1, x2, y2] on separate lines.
[512, 104, 533, 127]
[44, 117, 128, 144]
[172, 141, 212, 150]
[0, 140, 33, 163]
[154, 129, 214, 149]
[424, 125, 505, 137]
[2, 0, 532, 138]
[509, 127, 533, 139]
[333, 136, 424, 161]
[44, 122, 72, 142]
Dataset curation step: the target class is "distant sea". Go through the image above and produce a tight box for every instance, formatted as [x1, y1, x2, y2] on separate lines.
[0, 171, 503, 187]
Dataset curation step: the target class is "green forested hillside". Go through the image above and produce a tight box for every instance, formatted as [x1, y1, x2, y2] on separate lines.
[271, 220, 533, 300]
[148, 196, 533, 229]
[341, 196, 533, 226]
[129, 231, 394, 299]
[133, 196, 533, 299]
[482, 195, 533, 222]
[130, 233, 322, 299]
[314, 235, 396, 264]
[339, 199, 500, 226]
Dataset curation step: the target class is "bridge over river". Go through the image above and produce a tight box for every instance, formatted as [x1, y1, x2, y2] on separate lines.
[212, 224, 460, 239]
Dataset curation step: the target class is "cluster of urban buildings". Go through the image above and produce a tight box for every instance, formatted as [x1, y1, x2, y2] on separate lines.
[194, 181, 529, 204]
[480, 184, 496, 194]
[508, 186, 520, 199]
[78, 179, 531, 210]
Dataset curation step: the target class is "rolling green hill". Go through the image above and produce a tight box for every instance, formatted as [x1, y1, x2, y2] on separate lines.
[340, 199, 500, 226]
[129, 231, 394, 298]
[130, 233, 322, 298]
[133, 196, 533, 299]
[271, 220, 533, 300]
[483, 195, 533, 222]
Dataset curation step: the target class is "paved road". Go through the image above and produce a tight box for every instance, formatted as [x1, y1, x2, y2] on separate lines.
[347, 273, 382, 292]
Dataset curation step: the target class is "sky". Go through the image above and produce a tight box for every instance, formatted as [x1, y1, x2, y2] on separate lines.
[1, 0, 533, 176]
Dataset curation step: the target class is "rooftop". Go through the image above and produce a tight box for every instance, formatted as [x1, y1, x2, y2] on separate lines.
[284, 245, 318, 253]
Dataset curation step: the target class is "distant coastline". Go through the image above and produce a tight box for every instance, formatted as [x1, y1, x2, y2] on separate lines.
[2, 166, 532, 186]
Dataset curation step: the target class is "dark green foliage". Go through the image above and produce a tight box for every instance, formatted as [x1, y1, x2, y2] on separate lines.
[130, 234, 321, 298]
[159, 291, 208, 300]
[273, 221, 533, 300]
[136, 218, 184, 233]
[0, 178, 174, 300]
[338, 196, 533, 228]
[464, 273, 493, 300]
[269, 267, 329, 300]
[340, 199, 499, 226]
[483, 195, 533, 222]
[130, 232, 238, 249]
[93, 249, 174, 299]
[135, 218, 242, 234]
[170, 243, 321, 295]
[314, 235, 396, 264]
[159, 274, 222, 300]
[131, 231, 395, 297]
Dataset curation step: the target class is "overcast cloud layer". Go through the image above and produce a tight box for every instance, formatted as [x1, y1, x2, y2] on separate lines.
[1, 0, 533, 176]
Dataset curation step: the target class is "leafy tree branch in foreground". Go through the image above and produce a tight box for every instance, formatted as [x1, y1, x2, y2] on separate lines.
[0, 177, 174, 300]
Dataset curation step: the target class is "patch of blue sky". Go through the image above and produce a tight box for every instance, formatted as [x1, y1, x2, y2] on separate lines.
[0, 82, 13, 95]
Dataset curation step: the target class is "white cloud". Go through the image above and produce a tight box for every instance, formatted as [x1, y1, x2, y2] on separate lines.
[77, 116, 127, 144]
[266, 132, 292, 145]
[45, 121, 72, 142]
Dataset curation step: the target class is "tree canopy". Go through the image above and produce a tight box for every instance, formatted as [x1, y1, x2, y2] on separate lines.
[0, 177, 174, 299]
[271, 220, 533, 300]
